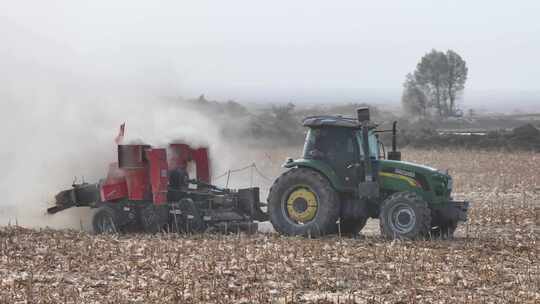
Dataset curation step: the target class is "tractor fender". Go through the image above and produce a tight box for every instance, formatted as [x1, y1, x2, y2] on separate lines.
[283, 159, 347, 191]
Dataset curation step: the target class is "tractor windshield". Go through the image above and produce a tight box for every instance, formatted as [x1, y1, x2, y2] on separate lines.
[302, 127, 379, 160]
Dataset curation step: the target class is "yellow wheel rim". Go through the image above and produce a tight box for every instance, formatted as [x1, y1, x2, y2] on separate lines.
[286, 188, 318, 223]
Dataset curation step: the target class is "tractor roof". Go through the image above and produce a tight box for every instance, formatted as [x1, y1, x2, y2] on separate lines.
[302, 115, 361, 128]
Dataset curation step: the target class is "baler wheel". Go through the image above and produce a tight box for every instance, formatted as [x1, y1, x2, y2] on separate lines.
[92, 206, 120, 234]
[177, 199, 206, 233]
[141, 205, 168, 234]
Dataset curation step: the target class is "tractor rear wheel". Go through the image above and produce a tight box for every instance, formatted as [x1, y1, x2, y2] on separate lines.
[379, 192, 431, 239]
[267, 168, 340, 237]
[92, 206, 120, 234]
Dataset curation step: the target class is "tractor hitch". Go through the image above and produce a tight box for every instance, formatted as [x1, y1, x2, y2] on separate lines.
[433, 200, 470, 224]
[450, 200, 470, 222]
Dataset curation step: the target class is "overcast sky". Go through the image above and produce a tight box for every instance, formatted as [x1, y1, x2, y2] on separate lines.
[1, 1, 539, 103]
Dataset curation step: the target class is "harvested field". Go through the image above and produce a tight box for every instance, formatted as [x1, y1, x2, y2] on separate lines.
[1, 149, 539, 303]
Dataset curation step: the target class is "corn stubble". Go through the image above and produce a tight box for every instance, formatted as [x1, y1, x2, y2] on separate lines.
[1, 149, 539, 303]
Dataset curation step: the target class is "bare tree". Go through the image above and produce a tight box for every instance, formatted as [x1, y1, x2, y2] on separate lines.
[404, 49, 468, 118]
[445, 50, 468, 116]
[414, 49, 449, 117]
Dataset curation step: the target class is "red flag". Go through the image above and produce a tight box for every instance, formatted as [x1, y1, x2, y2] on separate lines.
[115, 123, 125, 144]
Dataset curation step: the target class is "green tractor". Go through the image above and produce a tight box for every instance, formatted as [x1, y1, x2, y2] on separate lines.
[267, 108, 469, 239]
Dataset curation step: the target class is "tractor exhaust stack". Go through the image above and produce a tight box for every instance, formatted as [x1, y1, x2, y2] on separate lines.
[387, 121, 401, 161]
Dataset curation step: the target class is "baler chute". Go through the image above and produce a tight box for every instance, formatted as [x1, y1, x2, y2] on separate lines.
[47, 141, 268, 234]
[47, 183, 100, 214]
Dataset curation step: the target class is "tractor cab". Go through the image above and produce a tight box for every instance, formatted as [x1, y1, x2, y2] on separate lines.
[299, 108, 392, 193]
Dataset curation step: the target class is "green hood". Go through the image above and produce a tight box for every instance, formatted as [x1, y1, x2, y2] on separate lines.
[379, 160, 438, 175]
[378, 159, 451, 204]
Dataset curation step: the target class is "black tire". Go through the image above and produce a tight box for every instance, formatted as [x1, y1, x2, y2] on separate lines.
[340, 217, 368, 237]
[140, 204, 169, 234]
[174, 199, 206, 233]
[92, 206, 120, 234]
[430, 221, 457, 239]
[379, 192, 431, 240]
[267, 168, 340, 237]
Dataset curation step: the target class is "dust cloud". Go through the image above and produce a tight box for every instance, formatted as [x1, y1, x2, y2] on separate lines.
[0, 35, 268, 232]
[0, 88, 266, 230]
[0, 94, 231, 230]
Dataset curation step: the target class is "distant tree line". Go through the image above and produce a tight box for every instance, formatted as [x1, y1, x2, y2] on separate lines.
[177, 95, 540, 151]
[180, 96, 392, 146]
[398, 122, 540, 152]
[402, 49, 468, 118]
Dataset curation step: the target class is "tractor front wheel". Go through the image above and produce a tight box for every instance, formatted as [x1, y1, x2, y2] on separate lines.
[379, 192, 431, 239]
[267, 168, 340, 237]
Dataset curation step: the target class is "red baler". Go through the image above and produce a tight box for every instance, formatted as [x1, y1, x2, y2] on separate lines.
[48, 142, 267, 234]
